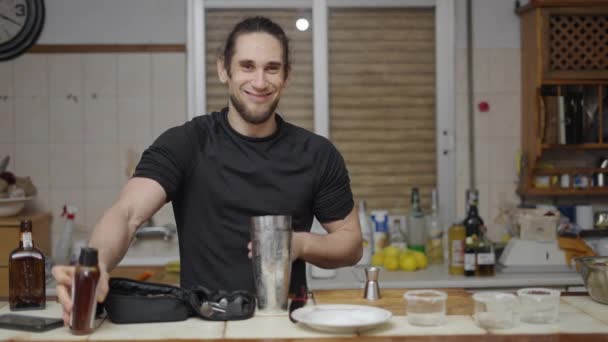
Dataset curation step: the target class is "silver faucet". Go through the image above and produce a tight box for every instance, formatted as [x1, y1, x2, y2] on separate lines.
[134, 224, 177, 241]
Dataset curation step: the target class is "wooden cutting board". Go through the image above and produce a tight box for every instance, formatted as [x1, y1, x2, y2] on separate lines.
[312, 288, 474, 316]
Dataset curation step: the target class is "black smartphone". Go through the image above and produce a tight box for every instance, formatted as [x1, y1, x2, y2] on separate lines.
[0, 314, 63, 333]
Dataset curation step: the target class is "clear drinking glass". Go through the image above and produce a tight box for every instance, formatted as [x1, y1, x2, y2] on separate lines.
[404, 290, 447, 326]
[517, 288, 560, 324]
[472, 292, 517, 329]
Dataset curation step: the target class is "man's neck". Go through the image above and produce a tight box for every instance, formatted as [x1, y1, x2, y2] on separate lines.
[226, 105, 277, 138]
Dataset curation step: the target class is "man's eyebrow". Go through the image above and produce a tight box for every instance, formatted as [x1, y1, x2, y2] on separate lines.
[238, 59, 254, 66]
[266, 61, 282, 68]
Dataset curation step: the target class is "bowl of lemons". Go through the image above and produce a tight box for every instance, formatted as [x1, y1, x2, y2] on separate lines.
[371, 246, 428, 272]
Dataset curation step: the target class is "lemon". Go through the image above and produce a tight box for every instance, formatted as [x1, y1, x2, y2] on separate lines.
[383, 246, 401, 257]
[413, 252, 428, 269]
[383, 256, 399, 271]
[399, 254, 417, 271]
[371, 253, 385, 266]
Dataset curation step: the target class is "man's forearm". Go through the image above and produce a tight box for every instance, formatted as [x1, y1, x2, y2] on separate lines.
[296, 228, 362, 269]
[88, 203, 139, 272]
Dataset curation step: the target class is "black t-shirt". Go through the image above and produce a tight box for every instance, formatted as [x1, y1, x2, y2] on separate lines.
[134, 108, 354, 293]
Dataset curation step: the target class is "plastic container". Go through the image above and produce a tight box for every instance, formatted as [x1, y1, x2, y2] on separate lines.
[517, 288, 560, 324]
[472, 292, 517, 329]
[404, 290, 447, 326]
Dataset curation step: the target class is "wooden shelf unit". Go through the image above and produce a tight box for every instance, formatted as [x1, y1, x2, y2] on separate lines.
[518, 1, 608, 197]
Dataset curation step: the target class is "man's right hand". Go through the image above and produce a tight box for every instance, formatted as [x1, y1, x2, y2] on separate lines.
[52, 264, 110, 325]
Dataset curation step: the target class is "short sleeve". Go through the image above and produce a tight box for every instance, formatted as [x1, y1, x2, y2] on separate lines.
[133, 125, 194, 201]
[313, 142, 354, 223]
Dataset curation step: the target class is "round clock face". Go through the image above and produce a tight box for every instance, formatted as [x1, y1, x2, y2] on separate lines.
[0, 0, 44, 61]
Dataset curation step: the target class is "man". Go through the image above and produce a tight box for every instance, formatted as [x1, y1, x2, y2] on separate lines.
[53, 16, 362, 324]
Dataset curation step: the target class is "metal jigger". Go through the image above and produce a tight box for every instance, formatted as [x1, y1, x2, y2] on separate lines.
[364, 266, 381, 300]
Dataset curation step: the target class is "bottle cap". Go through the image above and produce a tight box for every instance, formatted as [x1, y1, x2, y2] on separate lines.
[20, 220, 33, 232]
[78, 247, 99, 267]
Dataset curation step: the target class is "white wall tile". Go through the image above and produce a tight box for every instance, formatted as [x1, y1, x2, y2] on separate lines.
[49, 143, 84, 188]
[0, 97, 15, 143]
[83, 54, 117, 98]
[154, 237, 179, 257]
[488, 48, 521, 93]
[474, 137, 490, 183]
[84, 143, 120, 187]
[456, 181, 467, 218]
[84, 187, 120, 230]
[488, 137, 520, 183]
[84, 97, 117, 143]
[48, 54, 82, 97]
[0, 60, 13, 96]
[488, 92, 521, 139]
[13, 54, 48, 97]
[14, 143, 49, 187]
[49, 97, 84, 143]
[473, 49, 490, 94]
[117, 99, 152, 143]
[152, 99, 186, 138]
[0, 144, 15, 164]
[28, 185, 50, 213]
[477, 182, 491, 224]
[15, 96, 49, 143]
[117, 54, 151, 99]
[118, 143, 148, 183]
[152, 53, 186, 100]
[153, 202, 175, 226]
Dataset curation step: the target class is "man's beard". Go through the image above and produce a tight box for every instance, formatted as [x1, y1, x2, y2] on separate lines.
[229, 93, 279, 125]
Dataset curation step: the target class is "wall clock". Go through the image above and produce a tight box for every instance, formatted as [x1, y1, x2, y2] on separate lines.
[0, 0, 45, 61]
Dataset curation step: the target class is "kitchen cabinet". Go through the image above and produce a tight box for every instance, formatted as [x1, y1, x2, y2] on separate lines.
[0, 211, 51, 297]
[517, 0, 608, 197]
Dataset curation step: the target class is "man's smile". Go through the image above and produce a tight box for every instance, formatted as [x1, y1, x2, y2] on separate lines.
[243, 89, 273, 102]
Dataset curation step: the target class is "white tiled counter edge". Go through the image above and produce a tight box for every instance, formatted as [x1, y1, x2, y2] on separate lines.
[1, 298, 608, 340]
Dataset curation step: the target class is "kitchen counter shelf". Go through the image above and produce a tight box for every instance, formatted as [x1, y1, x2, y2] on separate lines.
[308, 264, 584, 291]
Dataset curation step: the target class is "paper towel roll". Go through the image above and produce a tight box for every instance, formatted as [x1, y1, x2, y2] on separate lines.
[575, 205, 594, 230]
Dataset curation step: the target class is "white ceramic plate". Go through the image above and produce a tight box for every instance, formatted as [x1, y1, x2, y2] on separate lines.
[291, 304, 392, 333]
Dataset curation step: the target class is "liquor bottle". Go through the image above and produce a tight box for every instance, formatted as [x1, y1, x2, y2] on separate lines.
[9, 220, 46, 310]
[70, 247, 101, 335]
[476, 231, 495, 276]
[407, 187, 426, 252]
[464, 236, 477, 277]
[425, 188, 443, 264]
[463, 189, 484, 239]
[448, 222, 466, 275]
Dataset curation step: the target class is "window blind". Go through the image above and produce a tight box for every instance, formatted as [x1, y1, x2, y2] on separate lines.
[205, 10, 314, 131]
[329, 8, 436, 213]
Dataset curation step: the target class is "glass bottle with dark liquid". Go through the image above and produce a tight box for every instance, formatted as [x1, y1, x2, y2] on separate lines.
[70, 247, 100, 335]
[9, 220, 46, 311]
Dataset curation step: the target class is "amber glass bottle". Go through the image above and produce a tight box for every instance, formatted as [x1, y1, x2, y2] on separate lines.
[70, 247, 100, 335]
[476, 232, 495, 277]
[9, 220, 46, 310]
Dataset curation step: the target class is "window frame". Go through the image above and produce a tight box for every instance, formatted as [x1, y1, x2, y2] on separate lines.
[187, 0, 456, 226]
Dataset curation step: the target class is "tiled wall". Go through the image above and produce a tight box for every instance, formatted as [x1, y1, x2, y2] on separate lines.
[0, 52, 186, 252]
[454, 47, 522, 241]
